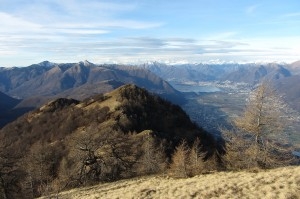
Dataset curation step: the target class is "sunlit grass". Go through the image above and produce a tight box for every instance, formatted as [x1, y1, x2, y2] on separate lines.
[45, 166, 300, 199]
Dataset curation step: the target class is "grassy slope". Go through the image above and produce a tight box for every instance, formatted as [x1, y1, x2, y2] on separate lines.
[45, 166, 300, 199]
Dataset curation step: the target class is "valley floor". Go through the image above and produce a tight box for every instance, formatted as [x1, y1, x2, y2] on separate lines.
[44, 166, 300, 199]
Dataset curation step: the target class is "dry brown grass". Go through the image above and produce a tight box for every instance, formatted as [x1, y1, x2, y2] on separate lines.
[43, 166, 300, 199]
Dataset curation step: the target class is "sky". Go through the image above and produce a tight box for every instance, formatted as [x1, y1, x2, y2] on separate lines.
[0, 0, 300, 67]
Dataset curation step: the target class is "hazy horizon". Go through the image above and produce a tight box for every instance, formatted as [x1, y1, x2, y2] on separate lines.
[2, 59, 300, 69]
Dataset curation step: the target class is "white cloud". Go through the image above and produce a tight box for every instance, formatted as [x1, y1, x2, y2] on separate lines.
[3, 34, 300, 66]
[0, 49, 16, 56]
[2, 0, 159, 30]
[0, 12, 42, 33]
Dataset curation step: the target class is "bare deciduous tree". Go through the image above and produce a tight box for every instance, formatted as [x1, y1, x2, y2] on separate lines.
[23, 142, 59, 197]
[0, 141, 22, 199]
[70, 126, 139, 185]
[136, 131, 167, 175]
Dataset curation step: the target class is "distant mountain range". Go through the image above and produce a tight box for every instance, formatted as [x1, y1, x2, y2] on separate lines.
[141, 61, 300, 83]
[142, 61, 300, 111]
[1, 60, 300, 128]
[0, 61, 185, 127]
[0, 61, 183, 102]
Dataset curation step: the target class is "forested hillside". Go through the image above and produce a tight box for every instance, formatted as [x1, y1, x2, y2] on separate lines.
[0, 84, 219, 198]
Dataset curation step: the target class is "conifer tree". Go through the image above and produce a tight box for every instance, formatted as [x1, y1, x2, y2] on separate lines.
[226, 82, 294, 168]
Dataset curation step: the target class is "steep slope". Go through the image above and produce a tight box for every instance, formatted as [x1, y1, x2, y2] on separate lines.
[143, 62, 292, 84]
[0, 91, 23, 127]
[287, 60, 300, 75]
[221, 64, 291, 84]
[0, 85, 218, 197]
[276, 75, 300, 111]
[1, 84, 213, 153]
[0, 91, 20, 111]
[0, 61, 55, 93]
[142, 62, 239, 81]
[8, 62, 91, 97]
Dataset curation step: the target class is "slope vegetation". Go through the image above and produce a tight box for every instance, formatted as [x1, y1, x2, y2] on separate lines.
[0, 84, 217, 198]
[1, 84, 212, 152]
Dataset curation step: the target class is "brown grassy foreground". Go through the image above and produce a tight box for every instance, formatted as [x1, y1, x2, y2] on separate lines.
[44, 166, 300, 199]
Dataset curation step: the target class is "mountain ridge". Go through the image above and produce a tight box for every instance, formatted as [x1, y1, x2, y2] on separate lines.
[1, 84, 216, 155]
[0, 61, 184, 104]
[142, 61, 298, 83]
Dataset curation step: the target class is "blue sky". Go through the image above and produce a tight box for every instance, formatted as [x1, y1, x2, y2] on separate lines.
[0, 0, 300, 67]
